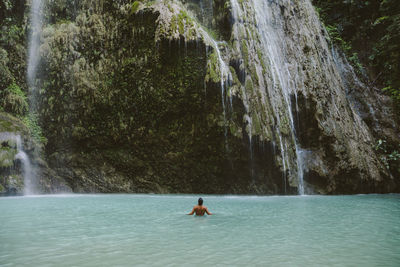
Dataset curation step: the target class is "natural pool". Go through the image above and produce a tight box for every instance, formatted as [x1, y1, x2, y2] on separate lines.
[1, 194, 399, 266]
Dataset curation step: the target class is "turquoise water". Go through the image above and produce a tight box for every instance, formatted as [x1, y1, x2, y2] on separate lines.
[0, 194, 399, 266]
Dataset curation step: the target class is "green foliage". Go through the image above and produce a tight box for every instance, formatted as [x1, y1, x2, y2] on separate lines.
[313, 0, 400, 106]
[375, 139, 400, 172]
[35, 5, 260, 193]
[201, 26, 218, 41]
[131, 1, 141, 14]
[205, 51, 221, 83]
[178, 11, 188, 34]
[324, 24, 364, 74]
[0, 25, 23, 47]
[0, 48, 12, 88]
[0, 2, 26, 96]
[170, 15, 178, 33]
[55, 19, 72, 25]
[212, 0, 232, 40]
[23, 114, 47, 145]
[383, 86, 400, 101]
[1, 82, 28, 116]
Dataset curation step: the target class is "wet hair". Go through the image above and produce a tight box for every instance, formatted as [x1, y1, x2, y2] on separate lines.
[198, 198, 203, 205]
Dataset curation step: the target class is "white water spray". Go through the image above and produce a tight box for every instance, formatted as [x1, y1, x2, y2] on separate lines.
[229, 0, 307, 194]
[0, 132, 35, 194]
[252, 0, 305, 194]
[200, 28, 232, 148]
[27, 0, 44, 109]
[24, 0, 45, 194]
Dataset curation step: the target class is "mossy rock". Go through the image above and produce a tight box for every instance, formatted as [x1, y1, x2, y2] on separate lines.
[0, 146, 17, 168]
[131, 1, 141, 14]
[0, 112, 27, 133]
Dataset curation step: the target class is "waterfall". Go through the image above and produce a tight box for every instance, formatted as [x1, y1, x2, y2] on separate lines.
[251, 0, 306, 194]
[210, 39, 231, 135]
[27, 0, 44, 111]
[0, 132, 35, 195]
[24, 0, 45, 194]
[199, 28, 232, 150]
[230, 0, 253, 145]
[229, 0, 307, 194]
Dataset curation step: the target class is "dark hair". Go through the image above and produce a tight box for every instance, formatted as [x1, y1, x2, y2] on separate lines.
[198, 198, 203, 205]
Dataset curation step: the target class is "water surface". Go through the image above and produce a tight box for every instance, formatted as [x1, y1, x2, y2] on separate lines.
[1, 194, 399, 266]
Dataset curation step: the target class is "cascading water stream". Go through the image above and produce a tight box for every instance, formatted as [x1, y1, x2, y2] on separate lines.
[27, 0, 44, 105]
[0, 133, 34, 195]
[230, 0, 306, 194]
[230, 0, 259, 181]
[200, 28, 232, 149]
[251, 0, 305, 194]
[24, 0, 45, 194]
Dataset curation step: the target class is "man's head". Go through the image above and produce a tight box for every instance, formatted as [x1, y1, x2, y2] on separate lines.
[198, 197, 203, 205]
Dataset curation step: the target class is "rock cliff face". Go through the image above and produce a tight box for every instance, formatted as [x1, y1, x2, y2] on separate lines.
[36, 0, 267, 194]
[226, 0, 400, 193]
[0, 112, 70, 194]
[0, 0, 399, 194]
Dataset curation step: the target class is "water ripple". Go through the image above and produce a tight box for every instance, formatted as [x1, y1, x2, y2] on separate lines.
[0, 194, 399, 266]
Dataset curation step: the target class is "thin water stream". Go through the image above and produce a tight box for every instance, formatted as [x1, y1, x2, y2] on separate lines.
[0, 133, 34, 195]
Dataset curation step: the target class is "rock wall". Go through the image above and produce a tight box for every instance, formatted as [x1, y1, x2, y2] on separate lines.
[0, 0, 399, 194]
[35, 0, 281, 194]
[0, 112, 71, 194]
[226, 0, 400, 193]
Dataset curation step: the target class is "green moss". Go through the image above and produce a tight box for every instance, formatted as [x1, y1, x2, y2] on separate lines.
[245, 78, 253, 95]
[1, 82, 28, 116]
[170, 15, 178, 34]
[229, 67, 240, 86]
[0, 120, 13, 132]
[205, 51, 221, 83]
[241, 40, 249, 67]
[176, 10, 193, 36]
[203, 27, 218, 41]
[280, 116, 290, 136]
[56, 19, 72, 25]
[0, 112, 26, 133]
[131, 1, 141, 14]
[145, 0, 157, 7]
[10, 174, 24, 190]
[229, 122, 242, 138]
[178, 11, 186, 35]
[23, 113, 47, 146]
[251, 113, 262, 135]
[250, 64, 259, 85]
[0, 146, 17, 168]
[257, 49, 267, 75]
[167, 3, 173, 12]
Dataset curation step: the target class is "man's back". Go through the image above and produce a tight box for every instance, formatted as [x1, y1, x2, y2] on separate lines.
[187, 204, 212, 216]
[187, 197, 212, 216]
[193, 205, 208, 216]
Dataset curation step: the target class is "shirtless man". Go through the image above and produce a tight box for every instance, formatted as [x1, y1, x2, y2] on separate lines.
[187, 198, 212, 216]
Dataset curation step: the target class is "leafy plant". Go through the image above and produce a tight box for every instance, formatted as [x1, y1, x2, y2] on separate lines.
[23, 113, 47, 145]
[313, 0, 400, 106]
[375, 139, 400, 171]
[1, 82, 28, 116]
[131, 1, 141, 14]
